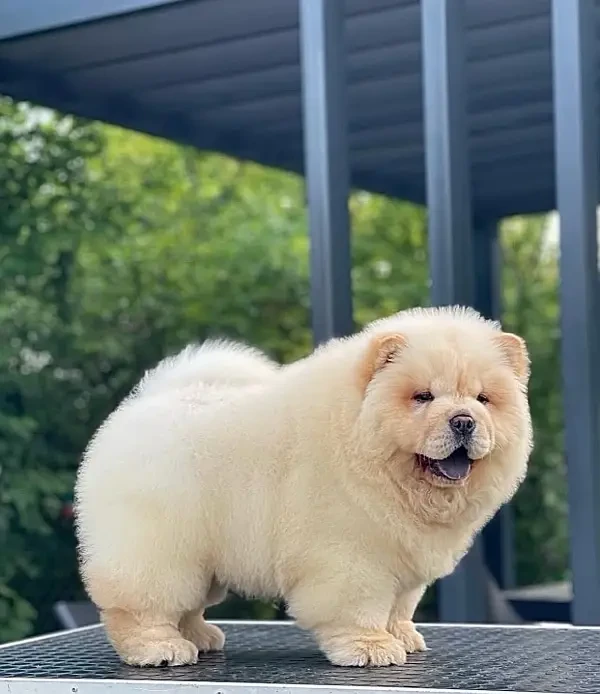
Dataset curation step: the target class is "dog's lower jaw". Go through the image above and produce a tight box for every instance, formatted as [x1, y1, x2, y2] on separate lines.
[315, 626, 408, 667]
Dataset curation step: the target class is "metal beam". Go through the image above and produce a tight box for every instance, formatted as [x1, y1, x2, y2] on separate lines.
[0, 0, 179, 40]
[483, 439, 516, 590]
[422, 0, 474, 308]
[551, 0, 600, 626]
[474, 221, 516, 591]
[421, 0, 486, 622]
[299, 0, 353, 344]
[473, 221, 502, 320]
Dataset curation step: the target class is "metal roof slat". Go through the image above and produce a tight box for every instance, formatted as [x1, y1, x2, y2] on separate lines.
[90, 2, 421, 96]
[0, 0, 184, 41]
[0, 0, 403, 72]
[0, 0, 297, 69]
[135, 10, 549, 111]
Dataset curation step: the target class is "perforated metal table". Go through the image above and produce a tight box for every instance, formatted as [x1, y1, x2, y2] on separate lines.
[0, 621, 598, 694]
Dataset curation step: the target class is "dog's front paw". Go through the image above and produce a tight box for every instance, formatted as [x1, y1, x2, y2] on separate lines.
[121, 637, 199, 667]
[388, 620, 427, 653]
[321, 629, 407, 667]
[180, 617, 225, 652]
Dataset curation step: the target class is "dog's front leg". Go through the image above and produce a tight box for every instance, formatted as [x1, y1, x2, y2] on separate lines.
[386, 585, 427, 653]
[287, 568, 405, 667]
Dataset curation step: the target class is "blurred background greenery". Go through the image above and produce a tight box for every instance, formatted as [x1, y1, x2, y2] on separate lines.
[0, 97, 565, 643]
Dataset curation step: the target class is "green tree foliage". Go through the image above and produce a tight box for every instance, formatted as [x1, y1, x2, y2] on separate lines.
[0, 97, 566, 642]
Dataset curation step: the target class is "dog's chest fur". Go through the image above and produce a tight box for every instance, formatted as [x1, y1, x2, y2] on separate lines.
[393, 523, 475, 587]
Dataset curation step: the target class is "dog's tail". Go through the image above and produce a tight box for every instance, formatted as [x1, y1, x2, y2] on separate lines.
[132, 340, 279, 398]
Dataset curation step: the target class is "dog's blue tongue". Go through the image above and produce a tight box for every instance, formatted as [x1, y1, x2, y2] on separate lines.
[433, 449, 472, 480]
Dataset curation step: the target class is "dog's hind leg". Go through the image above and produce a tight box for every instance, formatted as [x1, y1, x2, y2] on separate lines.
[102, 607, 199, 667]
[88, 565, 215, 667]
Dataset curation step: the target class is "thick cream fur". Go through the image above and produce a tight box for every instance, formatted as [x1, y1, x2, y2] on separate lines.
[75, 306, 532, 667]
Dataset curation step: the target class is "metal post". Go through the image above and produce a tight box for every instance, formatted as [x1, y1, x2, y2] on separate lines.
[299, 0, 353, 344]
[551, 0, 600, 625]
[474, 220, 515, 590]
[473, 221, 501, 321]
[422, 0, 474, 308]
[421, 0, 487, 622]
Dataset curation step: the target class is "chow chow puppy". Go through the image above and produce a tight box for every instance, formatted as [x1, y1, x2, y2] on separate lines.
[75, 306, 532, 668]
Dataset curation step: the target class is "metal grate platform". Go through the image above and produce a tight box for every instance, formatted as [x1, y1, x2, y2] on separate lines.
[1, 621, 599, 694]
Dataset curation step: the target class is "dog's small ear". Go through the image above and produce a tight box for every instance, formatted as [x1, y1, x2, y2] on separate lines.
[358, 333, 407, 391]
[494, 332, 530, 384]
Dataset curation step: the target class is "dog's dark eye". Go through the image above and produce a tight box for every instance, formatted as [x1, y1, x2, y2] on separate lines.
[414, 391, 434, 403]
[477, 393, 490, 405]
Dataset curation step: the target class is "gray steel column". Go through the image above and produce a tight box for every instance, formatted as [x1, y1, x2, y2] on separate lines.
[474, 220, 515, 590]
[299, 0, 353, 344]
[422, 0, 474, 308]
[421, 0, 487, 622]
[552, 0, 600, 625]
[473, 221, 501, 321]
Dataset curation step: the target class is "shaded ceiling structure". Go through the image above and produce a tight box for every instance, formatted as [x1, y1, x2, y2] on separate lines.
[1, 0, 600, 631]
[0, 0, 568, 219]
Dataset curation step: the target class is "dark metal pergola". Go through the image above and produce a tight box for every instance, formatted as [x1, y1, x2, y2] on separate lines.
[0, 0, 599, 626]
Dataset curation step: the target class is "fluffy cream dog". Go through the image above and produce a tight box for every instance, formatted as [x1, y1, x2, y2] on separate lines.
[75, 306, 532, 668]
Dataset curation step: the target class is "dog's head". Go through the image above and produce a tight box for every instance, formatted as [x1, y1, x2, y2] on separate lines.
[355, 307, 532, 521]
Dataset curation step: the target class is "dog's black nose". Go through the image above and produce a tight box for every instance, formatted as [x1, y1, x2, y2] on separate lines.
[449, 414, 476, 437]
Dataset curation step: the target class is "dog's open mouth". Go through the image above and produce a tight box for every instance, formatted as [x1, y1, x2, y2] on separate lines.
[416, 447, 473, 482]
